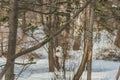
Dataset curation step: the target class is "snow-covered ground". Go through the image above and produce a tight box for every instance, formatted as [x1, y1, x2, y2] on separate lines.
[16, 60, 119, 80]
[0, 30, 120, 80]
[0, 58, 119, 80]
[1, 54, 120, 80]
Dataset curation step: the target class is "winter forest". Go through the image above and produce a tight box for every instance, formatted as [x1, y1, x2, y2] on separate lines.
[0, 0, 120, 80]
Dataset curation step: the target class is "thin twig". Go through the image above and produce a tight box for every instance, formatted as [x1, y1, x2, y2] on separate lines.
[15, 64, 32, 80]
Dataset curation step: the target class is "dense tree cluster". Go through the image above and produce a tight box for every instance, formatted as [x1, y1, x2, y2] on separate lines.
[0, 0, 119, 80]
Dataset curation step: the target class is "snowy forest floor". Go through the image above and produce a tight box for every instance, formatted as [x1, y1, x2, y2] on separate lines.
[0, 56, 120, 80]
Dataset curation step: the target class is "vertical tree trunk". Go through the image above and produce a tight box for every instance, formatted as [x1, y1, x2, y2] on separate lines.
[73, 0, 81, 51]
[47, 16, 55, 72]
[62, 42, 69, 79]
[116, 67, 120, 80]
[0, 32, 3, 57]
[114, 26, 120, 48]
[73, 0, 94, 79]
[73, 4, 88, 79]
[54, 15, 60, 71]
[22, 11, 26, 33]
[73, 36, 81, 50]
[5, 0, 18, 80]
[61, 0, 71, 79]
[48, 40, 55, 72]
[87, 0, 94, 80]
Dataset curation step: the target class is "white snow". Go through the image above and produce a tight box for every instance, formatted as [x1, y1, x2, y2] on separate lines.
[93, 30, 118, 55]
[12, 59, 119, 80]
[1, 58, 119, 80]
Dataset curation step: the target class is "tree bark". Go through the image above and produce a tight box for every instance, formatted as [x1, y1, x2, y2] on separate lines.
[5, 0, 18, 80]
[87, 0, 94, 80]
[116, 67, 120, 80]
[47, 4, 55, 71]
[0, 0, 90, 79]
[48, 40, 55, 72]
[73, 7, 90, 80]
[73, 36, 81, 50]
[114, 26, 120, 48]
[73, 0, 94, 80]
[10, 0, 91, 61]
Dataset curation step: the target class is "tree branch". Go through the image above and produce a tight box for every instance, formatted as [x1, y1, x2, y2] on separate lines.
[19, 1, 71, 7]
[19, 7, 57, 15]
[11, 0, 91, 61]
[15, 62, 36, 66]
[0, 1, 91, 79]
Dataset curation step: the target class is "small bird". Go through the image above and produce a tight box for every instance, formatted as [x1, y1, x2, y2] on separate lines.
[44, 35, 49, 40]
[29, 57, 34, 62]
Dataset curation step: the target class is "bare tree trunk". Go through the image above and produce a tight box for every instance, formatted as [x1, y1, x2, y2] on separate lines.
[47, 15, 55, 72]
[73, 36, 81, 50]
[114, 26, 120, 48]
[73, 44, 89, 80]
[0, 32, 3, 57]
[87, 0, 94, 80]
[48, 40, 55, 72]
[61, 0, 71, 79]
[116, 67, 120, 80]
[53, 15, 60, 71]
[73, 9, 89, 80]
[62, 42, 68, 79]
[5, 0, 18, 80]
[73, 0, 81, 51]
[73, 0, 94, 79]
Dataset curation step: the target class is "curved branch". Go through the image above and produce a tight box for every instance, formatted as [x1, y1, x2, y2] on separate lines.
[11, 0, 91, 61]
